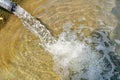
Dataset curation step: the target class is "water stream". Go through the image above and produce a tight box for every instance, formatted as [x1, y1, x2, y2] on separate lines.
[13, 5, 56, 48]
[0, 0, 120, 80]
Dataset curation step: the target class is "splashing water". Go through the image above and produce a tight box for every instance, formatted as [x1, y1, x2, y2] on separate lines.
[45, 20, 120, 80]
[47, 26, 101, 79]
[13, 1, 120, 80]
[1, 0, 120, 80]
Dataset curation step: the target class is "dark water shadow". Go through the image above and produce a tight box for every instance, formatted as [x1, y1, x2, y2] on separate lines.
[88, 1, 120, 79]
[0, 0, 23, 31]
[90, 29, 120, 80]
[0, 7, 13, 31]
[36, 18, 55, 37]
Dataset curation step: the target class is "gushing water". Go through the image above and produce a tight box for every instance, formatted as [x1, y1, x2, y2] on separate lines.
[13, 6, 56, 47]
[1, 0, 120, 80]
[46, 21, 120, 80]
[0, 0, 56, 47]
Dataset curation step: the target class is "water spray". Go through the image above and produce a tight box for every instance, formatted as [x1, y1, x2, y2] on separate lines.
[1, 0, 120, 80]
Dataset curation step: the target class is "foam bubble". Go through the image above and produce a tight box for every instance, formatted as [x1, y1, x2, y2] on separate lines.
[46, 21, 107, 80]
[45, 19, 120, 80]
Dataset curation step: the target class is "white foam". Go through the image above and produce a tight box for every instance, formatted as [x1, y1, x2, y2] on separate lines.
[46, 21, 106, 80]
[9, 0, 119, 79]
[115, 39, 120, 44]
[44, 18, 120, 79]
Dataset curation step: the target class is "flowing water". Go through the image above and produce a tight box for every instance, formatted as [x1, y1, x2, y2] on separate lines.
[33, 0, 120, 80]
[1, 0, 120, 80]
[13, 5, 56, 48]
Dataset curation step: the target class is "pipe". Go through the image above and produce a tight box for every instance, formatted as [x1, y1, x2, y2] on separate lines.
[0, 0, 17, 12]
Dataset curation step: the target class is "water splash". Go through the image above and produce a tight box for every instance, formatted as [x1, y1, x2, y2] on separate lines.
[46, 21, 120, 80]
[1, 0, 120, 80]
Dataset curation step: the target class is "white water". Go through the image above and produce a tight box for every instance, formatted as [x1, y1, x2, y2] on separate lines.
[47, 23, 102, 80]
[14, 1, 120, 80]
[1, 0, 120, 80]
[46, 20, 120, 80]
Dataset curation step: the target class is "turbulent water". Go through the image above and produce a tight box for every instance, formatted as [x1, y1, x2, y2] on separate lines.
[4, 0, 120, 80]
[46, 21, 120, 80]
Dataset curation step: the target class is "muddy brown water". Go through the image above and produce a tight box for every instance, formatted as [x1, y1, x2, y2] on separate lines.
[0, 0, 119, 80]
[0, 0, 59, 80]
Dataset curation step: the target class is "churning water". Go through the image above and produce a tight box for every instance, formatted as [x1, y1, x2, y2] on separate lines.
[1, 0, 120, 80]
[15, 0, 120, 80]
[34, 0, 120, 80]
[47, 21, 120, 80]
